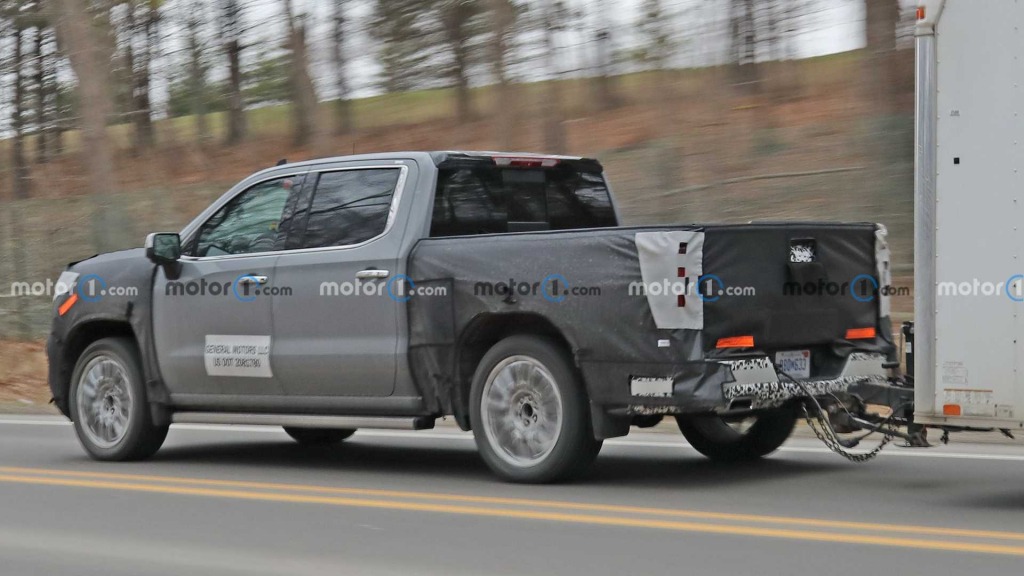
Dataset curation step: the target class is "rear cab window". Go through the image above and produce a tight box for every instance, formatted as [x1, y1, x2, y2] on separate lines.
[429, 156, 617, 237]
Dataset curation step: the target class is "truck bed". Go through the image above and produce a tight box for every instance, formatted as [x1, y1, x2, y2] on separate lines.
[406, 223, 895, 416]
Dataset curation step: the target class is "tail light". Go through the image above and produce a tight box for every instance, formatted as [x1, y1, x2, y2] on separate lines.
[845, 327, 877, 340]
[716, 335, 754, 349]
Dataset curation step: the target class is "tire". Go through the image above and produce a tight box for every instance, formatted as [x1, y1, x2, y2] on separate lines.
[675, 408, 797, 462]
[69, 337, 168, 461]
[470, 335, 602, 483]
[283, 427, 356, 445]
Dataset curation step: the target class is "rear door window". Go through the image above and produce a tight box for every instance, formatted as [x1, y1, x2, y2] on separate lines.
[296, 168, 402, 249]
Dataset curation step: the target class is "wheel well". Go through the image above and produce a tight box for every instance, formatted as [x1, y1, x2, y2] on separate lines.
[57, 321, 137, 410]
[453, 313, 576, 430]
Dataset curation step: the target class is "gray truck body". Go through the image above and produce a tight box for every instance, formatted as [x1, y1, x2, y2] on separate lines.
[48, 151, 895, 438]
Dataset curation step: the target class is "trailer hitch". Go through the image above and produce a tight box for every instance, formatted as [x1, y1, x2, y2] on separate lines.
[774, 363, 913, 462]
[835, 412, 930, 448]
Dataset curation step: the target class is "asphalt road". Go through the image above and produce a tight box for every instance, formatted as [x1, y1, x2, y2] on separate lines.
[1, 416, 1024, 576]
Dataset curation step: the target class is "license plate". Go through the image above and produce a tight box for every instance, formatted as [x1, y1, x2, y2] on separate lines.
[776, 350, 811, 379]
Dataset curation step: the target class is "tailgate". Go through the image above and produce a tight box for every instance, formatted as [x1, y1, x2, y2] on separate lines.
[700, 223, 887, 354]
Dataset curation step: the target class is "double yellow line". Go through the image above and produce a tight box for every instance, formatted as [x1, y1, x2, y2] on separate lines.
[2, 465, 1023, 556]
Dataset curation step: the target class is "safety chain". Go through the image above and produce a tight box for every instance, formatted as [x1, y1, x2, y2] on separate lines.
[801, 402, 897, 463]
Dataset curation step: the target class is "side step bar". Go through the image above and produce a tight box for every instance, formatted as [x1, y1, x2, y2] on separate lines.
[171, 412, 435, 431]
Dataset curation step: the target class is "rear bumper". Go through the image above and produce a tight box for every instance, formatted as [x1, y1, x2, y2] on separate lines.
[719, 353, 890, 411]
[583, 352, 892, 417]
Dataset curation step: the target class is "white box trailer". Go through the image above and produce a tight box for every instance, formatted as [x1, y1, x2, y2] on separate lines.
[915, 0, 1024, 430]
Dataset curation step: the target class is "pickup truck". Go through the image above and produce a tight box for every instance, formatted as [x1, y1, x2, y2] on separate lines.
[47, 151, 897, 482]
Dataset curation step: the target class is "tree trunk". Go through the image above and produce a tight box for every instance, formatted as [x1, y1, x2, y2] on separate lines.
[442, 0, 474, 124]
[730, 0, 759, 94]
[127, 3, 155, 153]
[222, 0, 247, 145]
[865, 0, 899, 114]
[284, 0, 325, 152]
[42, 27, 63, 156]
[452, 32, 472, 124]
[542, 4, 566, 154]
[332, 0, 352, 135]
[54, 0, 116, 198]
[140, 4, 157, 147]
[34, 23, 49, 163]
[225, 39, 246, 144]
[11, 25, 31, 199]
[590, 0, 618, 111]
[187, 4, 209, 145]
[592, 30, 618, 111]
[488, 0, 514, 150]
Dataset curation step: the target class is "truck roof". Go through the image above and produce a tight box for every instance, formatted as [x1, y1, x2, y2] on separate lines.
[249, 151, 603, 180]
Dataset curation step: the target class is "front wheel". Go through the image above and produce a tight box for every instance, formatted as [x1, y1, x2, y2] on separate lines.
[675, 408, 797, 462]
[470, 336, 602, 483]
[69, 337, 168, 461]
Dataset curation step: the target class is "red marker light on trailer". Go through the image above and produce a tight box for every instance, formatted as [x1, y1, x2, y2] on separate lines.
[916, 6, 926, 20]
[492, 156, 560, 168]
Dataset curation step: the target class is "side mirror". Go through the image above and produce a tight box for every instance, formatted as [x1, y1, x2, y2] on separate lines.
[145, 233, 182, 265]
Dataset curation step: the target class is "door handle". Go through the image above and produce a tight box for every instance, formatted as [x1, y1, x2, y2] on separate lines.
[356, 269, 390, 280]
[238, 275, 269, 285]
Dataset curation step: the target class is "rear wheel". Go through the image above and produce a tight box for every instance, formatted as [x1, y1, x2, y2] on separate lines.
[283, 427, 356, 445]
[675, 408, 797, 462]
[69, 337, 168, 461]
[470, 336, 601, 483]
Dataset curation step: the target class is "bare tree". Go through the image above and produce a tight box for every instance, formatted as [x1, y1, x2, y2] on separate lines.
[730, 0, 759, 93]
[590, 0, 619, 111]
[37, 20, 63, 156]
[49, 0, 117, 255]
[184, 0, 208, 144]
[53, 0, 116, 199]
[220, 0, 246, 145]
[32, 5, 49, 163]
[542, 0, 566, 154]
[371, 0, 434, 93]
[283, 0, 325, 152]
[115, 0, 157, 152]
[438, 0, 479, 124]
[134, 0, 158, 150]
[332, 0, 352, 135]
[10, 17, 31, 198]
[636, 0, 681, 191]
[487, 0, 515, 150]
[865, 0, 899, 113]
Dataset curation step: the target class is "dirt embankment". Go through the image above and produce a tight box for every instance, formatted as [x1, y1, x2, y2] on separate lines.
[0, 341, 54, 413]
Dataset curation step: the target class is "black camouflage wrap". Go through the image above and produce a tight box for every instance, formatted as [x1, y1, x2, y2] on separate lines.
[406, 223, 895, 417]
[46, 249, 166, 421]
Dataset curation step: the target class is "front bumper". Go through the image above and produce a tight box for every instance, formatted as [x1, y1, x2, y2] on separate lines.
[46, 332, 72, 417]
